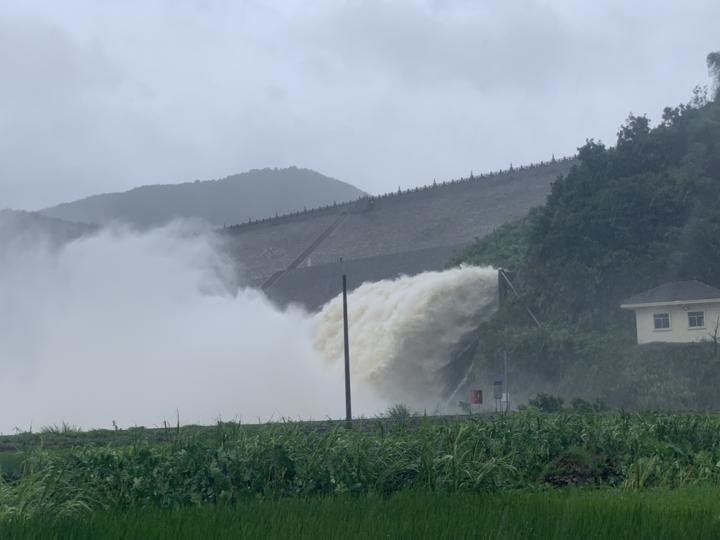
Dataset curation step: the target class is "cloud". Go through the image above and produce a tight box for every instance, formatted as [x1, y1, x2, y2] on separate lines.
[0, 0, 718, 209]
[305, 1, 588, 92]
[0, 18, 194, 209]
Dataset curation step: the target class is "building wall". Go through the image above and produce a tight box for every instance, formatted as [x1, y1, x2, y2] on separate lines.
[634, 302, 720, 344]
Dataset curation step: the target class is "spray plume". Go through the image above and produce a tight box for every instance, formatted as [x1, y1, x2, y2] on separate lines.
[0, 223, 498, 432]
[0, 223, 346, 433]
[313, 266, 499, 412]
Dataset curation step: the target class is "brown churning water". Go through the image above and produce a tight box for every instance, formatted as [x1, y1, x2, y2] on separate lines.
[312, 266, 499, 412]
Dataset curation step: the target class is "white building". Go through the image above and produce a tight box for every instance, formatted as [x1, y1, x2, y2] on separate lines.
[620, 281, 720, 344]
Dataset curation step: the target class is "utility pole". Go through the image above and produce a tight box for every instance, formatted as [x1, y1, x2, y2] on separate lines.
[503, 350, 509, 412]
[341, 259, 352, 429]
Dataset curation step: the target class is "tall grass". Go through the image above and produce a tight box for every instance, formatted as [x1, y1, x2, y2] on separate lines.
[4, 410, 720, 516]
[2, 488, 720, 540]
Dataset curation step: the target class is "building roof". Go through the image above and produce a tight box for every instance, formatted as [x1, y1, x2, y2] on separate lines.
[621, 280, 720, 307]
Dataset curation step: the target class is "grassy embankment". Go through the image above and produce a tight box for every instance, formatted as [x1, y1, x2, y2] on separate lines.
[4, 411, 720, 537]
[3, 412, 720, 514]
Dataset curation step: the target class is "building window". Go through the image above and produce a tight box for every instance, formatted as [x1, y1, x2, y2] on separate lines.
[654, 313, 670, 330]
[688, 311, 705, 328]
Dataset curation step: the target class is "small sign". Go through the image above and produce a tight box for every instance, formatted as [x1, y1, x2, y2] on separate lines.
[493, 380, 503, 400]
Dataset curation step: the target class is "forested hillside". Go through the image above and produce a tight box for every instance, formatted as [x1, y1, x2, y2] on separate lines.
[454, 53, 720, 409]
[40, 167, 365, 228]
[527, 92, 720, 324]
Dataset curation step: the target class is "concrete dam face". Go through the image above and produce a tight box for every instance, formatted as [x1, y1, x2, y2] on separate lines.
[224, 159, 574, 312]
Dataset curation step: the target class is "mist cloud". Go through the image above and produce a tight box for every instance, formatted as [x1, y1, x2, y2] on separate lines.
[1, 221, 505, 432]
[0, 224, 357, 433]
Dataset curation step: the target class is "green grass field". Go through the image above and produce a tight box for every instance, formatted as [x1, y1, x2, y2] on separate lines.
[2, 488, 719, 540]
[4, 411, 720, 538]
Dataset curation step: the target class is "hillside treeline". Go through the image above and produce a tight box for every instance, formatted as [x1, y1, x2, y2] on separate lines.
[454, 54, 720, 409]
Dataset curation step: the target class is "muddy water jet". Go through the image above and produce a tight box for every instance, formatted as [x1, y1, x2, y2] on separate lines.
[312, 266, 499, 412]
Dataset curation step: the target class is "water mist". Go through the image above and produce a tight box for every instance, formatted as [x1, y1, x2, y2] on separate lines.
[1, 222, 498, 432]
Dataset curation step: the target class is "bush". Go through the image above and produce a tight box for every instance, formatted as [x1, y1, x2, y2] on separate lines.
[528, 393, 564, 413]
[570, 397, 607, 413]
[384, 404, 413, 431]
[447, 214, 534, 270]
[542, 447, 618, 487]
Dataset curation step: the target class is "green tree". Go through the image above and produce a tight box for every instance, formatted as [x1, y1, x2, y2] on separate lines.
[524, 95, 720, 323]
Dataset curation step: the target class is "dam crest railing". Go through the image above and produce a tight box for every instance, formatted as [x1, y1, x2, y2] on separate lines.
[224, 155, 578, 233]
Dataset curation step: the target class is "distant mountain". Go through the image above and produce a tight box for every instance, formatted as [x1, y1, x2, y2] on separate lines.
[39, 167, 367, 228]
[0, 209, 96, 247]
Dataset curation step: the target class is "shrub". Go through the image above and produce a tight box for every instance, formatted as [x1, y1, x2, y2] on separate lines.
[528, 393, 564, 413]
[542, 447, 618, 487]
[384, 404, 413, 431]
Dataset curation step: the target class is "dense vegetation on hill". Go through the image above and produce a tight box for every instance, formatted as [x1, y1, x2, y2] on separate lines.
[40, 167, 365, 228]
[454, 54, 720, 409]
[527, 96, 720, 323]
[448, 213, 535, 271]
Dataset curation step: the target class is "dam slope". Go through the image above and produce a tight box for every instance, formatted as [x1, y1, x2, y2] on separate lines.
[225, 158, 575, 310]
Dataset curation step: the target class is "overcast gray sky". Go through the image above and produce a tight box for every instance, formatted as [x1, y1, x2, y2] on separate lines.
[1, 0, 718, 210]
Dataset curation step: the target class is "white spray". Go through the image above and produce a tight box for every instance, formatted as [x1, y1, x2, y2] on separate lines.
[0, 224, 498, 432]
[0, 223, 347, 433]
[312, 266, 499, 412]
